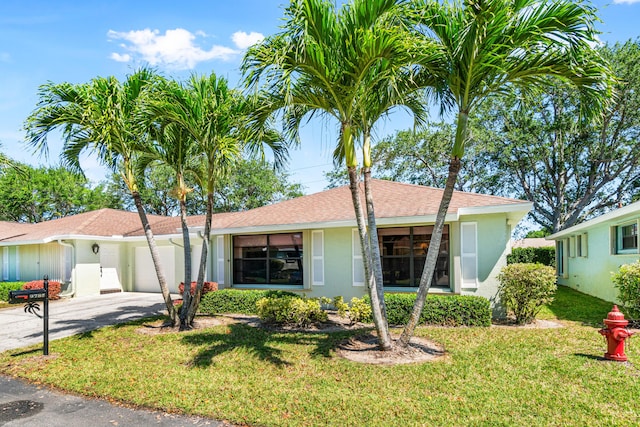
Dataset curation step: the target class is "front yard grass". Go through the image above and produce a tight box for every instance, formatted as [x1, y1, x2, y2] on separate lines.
[1, 286, 638, 426]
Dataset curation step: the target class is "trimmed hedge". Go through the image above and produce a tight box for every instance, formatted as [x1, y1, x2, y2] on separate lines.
[199, 289, 298, 315]
[0, 282, 25, 302]
[364, 293, 491, 327]
[507, 247, 555, 267]
[199, 289, 491, 327]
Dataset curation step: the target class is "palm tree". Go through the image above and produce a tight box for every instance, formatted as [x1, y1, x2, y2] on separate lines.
[138, 78, 201, 329]
[399, 0, 614, 346]
[145, 72, 287, 327]
[24, 68, 179, 325]
[243, 0, 431, 350]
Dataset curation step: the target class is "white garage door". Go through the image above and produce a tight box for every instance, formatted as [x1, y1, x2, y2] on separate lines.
[134, 246, 177, 293]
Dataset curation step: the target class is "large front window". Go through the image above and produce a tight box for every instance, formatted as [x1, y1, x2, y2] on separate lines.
[233, 233, 303, 285]
[379, 225, 449, 288]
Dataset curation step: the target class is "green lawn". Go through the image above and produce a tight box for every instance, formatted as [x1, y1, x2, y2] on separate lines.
[1, 286, 638, 426]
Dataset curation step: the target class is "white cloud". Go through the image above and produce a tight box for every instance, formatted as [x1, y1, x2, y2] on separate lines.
[110, 52, 131, 62]
[107, 28, 239, 70]
[613, 0, 640, 4]
[231, 31, 264, 49]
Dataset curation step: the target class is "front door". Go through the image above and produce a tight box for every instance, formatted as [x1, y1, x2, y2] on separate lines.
[100, 244, 122, 291]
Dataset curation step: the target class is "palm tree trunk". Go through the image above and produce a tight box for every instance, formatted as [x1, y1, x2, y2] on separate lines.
[348, 166, 393, 350]
[132, 191, 177, 325]
[362, 166, 390, 337]
[178, 196, 192, 331]
[187, 191, 213, 325]
[399, 157, 461, 346]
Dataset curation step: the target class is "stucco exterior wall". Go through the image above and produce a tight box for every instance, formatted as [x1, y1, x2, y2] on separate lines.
[306, 227, 365, 301]
[459, 214, 511, 306]
[556, 220, 639, 304]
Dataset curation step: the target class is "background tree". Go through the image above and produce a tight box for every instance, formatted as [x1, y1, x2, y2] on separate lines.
[0, 164, 120, 223]
[107, 158, 302, 215]
[324, 124, 498, 192]
[106, 166, 183, 216]
[475, 40, 640, 232]
[215, 158, 303, 212]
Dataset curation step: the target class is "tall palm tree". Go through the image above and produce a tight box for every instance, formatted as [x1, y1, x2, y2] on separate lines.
[145, 72, 287, 327]
[399, 0, 614, 346]
[138, 78, 201, 329]
[242, 0, 431, 350]
[24, 68, 179, 325]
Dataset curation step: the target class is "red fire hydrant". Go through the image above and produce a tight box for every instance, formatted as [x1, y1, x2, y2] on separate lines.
[599, 305, 634, 362]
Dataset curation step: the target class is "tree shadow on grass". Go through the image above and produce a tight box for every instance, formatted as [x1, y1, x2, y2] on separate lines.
[543, 286, 614, 327]
[181, 322, 359, 368]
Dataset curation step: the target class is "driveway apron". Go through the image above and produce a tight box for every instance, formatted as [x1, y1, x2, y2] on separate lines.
[0, 292, 168, 352]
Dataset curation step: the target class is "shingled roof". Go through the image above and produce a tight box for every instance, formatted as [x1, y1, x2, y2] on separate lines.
[0, 209, 167, 243]
[0, 180, 530, 243]
[202, 179, 530, 231]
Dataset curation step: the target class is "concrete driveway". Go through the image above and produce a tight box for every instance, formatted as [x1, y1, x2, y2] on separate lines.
[0, 292, 169, 353]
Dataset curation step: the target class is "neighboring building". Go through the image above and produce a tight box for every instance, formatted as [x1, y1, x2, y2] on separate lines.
[511, 238, 554, 249]
[547, 201, 640, 303]
[0, 180, 531, 306]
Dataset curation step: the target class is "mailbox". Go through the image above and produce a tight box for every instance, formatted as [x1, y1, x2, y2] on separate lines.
[9, 289, 47, 304]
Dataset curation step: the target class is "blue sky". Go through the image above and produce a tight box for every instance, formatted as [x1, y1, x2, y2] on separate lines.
[1, 0, 639, 195]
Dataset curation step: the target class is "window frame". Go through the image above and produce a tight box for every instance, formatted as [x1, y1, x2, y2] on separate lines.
[232, 232, 304, 286]
[378, 225, 450, 289]
[615, 221, 638, 255]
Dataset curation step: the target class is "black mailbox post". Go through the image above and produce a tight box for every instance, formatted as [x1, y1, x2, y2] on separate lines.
[9, 276, 49, 355]
[8, 289, 47, 304]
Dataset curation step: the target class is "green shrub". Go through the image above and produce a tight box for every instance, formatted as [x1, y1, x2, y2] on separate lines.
[256, 296, 327, 327]
[363, 293, 491, 327]
[0, 282, 25, 302]
[612, 260, 640, 318]
[332, 296, 348, 317]
[507, 247, 555, 267]
[347, 297, 371, 324]
[199, 289, 298, 315]
[498, 263, 557, 324]
[23, 280, 62, 300]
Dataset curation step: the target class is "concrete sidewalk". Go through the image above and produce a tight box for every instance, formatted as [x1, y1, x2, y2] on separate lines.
[0, 292, 169, 352]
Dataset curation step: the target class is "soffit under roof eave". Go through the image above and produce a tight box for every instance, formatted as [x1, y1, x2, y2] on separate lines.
[548, 201, 640, 240]
[206, 214, 460, 235]
[457, 202, 533, 217]
[0, 232, 199, 246]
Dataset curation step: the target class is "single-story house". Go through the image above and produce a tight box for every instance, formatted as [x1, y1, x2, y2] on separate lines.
[0, 180, 531, 306]
[547, 201, 640, 303]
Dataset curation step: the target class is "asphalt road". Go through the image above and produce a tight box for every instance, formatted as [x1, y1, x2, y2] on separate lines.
[0, 375, 225, 426]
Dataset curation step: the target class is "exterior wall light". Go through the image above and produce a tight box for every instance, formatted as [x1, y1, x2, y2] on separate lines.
[92, 243, 100, 254]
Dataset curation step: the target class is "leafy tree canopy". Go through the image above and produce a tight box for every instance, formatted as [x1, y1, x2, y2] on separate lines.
[106, 158, 303, 215]
[477, 40, 640, 232]
[0, 163, 121, 223]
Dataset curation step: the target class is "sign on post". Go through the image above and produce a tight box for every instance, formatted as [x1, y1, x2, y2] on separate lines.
[8, 275, 50, 355]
